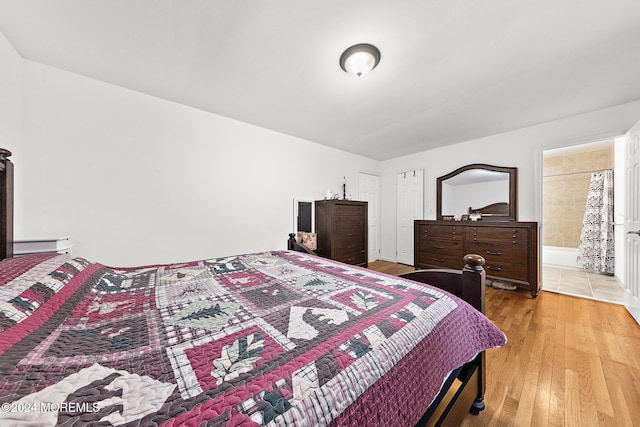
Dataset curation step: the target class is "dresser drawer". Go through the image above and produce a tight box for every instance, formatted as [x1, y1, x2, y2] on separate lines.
[467, 226, 528, 243]
[465, 240, 528, 264]
[416, 252, 463, 270]
[334, 238, 365, 253]
[335, 204, 366, 217]
[416, 224, 464, 241]
[483, 259, 529, 282]
[418, 238, 464, 256]
[334, 250, 367, 266]
[335, 215, 366, 228]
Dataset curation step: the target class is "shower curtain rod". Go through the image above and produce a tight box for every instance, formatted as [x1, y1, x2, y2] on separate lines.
[544, 168, 613, 178]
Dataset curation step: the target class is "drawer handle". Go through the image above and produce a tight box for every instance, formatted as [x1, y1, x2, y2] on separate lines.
[433, 258, 446, 263]
[486, 250, 501, 256]
[486, 266, 502, 272]
[434, 245, 445, 249]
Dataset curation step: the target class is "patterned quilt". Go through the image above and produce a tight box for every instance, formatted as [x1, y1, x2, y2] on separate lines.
[0, 251, 506, 426]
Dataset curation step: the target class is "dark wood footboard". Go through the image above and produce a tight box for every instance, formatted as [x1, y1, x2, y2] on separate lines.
[400, 254, 485, 313]
[401, 255, 487, 426]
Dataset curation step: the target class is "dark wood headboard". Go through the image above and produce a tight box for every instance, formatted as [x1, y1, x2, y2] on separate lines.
[468, 202, 510, 217]
[0, 148, 13, 261]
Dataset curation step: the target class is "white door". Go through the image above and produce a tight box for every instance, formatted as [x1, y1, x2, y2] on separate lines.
[624, 122, 640, 324]
[358, 173, 380, 262]
[397, 170, 424, 265]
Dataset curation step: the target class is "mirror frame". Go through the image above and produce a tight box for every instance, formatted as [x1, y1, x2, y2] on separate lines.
[436, 163, 518, 222]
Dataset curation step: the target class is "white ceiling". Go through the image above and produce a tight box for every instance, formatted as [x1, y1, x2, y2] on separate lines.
[1, 0, 639, 160]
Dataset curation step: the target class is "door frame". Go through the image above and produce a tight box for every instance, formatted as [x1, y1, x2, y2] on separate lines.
[538, 137, 627, 297]
[623, 123, 640, 324]
[396, 169, 424, 265]
[358, 172, 381, 262]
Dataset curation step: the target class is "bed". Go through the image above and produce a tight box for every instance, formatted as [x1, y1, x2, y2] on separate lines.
[0, 149, 506, 426]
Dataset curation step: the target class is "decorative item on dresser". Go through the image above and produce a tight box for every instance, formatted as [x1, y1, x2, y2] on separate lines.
[314, 199, 368, 267]
[416, 221, 540, 298]
[0, 148, 13, 261]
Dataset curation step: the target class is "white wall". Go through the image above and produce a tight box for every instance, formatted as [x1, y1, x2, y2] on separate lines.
[379, 100, 640, 262]
[21, 61, 379, 266]
[9, 42, 640, 268]
[0, 31, 23, 237]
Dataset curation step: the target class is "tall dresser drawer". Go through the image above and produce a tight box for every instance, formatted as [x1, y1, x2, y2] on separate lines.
[335, 204, 366, 217]
[335, 215, 366, 228]
[334, 231, 365, 252]
[334, 249, 367, 265]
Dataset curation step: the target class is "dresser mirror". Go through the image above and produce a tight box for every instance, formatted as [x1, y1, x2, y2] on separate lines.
[437, 164, 518, 221]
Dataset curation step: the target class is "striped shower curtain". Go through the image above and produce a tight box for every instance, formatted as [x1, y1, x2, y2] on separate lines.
[577, 170, 615, 274]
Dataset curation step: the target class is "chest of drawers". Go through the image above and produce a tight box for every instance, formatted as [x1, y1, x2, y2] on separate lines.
[415, 220, 540, 297]
[315, 200, 368, 267]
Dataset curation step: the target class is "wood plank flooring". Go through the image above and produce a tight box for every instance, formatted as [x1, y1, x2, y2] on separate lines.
[368, 260, 640, 427]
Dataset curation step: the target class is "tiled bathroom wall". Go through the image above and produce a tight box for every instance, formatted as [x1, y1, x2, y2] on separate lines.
[542, 141, 615, 248]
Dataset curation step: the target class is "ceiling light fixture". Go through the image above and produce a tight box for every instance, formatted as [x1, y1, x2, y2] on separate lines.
[339, 43, 381, 78]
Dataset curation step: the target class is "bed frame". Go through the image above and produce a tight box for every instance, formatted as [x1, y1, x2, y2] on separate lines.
[401, 257, 487, 427]
[288, 234, 488, 426]
[0, 153, 487, 426]
[0, 148, 13, 261]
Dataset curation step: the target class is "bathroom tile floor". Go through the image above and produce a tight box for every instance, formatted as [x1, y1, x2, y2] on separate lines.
[542, 265, 625, 304]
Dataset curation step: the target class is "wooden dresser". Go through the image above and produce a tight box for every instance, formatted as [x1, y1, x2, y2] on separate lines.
[414, 220, 540, 297]
[315, 200, 368, 267]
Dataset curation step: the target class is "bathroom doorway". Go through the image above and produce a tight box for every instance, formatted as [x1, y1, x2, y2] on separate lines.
[541, 138, 625, 304]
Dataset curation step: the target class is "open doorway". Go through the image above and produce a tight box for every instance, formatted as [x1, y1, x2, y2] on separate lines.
[541, 139, 625, 304]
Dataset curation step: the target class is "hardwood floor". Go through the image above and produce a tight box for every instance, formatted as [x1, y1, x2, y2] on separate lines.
[368, 259, 415, 275]
[368, 260, 640, 427]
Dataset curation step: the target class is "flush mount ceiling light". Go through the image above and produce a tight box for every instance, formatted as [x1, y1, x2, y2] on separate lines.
[339, 43, 381, 78]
